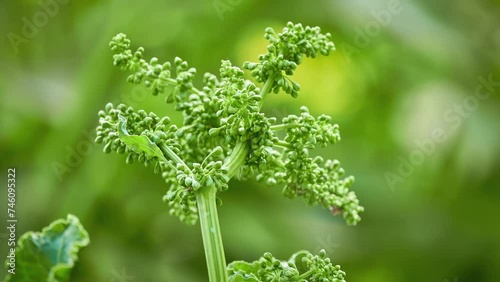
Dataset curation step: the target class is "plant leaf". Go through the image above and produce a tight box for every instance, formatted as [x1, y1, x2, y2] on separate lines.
[117, 115, 167, 161]
[4, 214, 90, 282]
[227, 260, 260, 281]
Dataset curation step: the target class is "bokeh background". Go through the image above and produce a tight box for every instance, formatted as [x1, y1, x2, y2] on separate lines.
[1, 0, 499, 281]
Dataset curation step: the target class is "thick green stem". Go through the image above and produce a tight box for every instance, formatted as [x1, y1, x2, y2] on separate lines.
[196, 186, 228, 282]
[223, 141, 248, 179]
[195, 76, 276, 281]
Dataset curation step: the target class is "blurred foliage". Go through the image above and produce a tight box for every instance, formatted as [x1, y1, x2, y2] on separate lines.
[4, 215, 89, 282]
[1, 0, 499, 281]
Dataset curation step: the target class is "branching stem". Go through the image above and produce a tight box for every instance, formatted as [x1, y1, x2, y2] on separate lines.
[159, 143, 192, 172]
[223, 141, 248, 179]
[270, 123, 295, 131]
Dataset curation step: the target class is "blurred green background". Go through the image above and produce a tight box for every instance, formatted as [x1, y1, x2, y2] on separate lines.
[1, 0, 499, 281]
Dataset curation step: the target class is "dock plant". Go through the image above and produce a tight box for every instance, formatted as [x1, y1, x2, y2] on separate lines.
[94, 22, 363, 281]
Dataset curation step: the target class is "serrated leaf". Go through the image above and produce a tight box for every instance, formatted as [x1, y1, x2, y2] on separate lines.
[117, 115, 167, 161]
[4, 214, 90, 282]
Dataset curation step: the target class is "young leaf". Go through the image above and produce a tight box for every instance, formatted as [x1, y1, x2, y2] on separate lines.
[117, 114, 168, 162]
[4, 214, 90, 282]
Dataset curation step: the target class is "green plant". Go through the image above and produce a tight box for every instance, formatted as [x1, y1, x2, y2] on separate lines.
[95, 22, 363, 281]
[3, 215, 89, 282]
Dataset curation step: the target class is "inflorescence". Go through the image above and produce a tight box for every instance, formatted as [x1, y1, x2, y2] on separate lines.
[96, 21, 363, 227]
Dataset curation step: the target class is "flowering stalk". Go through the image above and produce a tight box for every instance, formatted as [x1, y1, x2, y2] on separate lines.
[95, 22, 363, 281]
